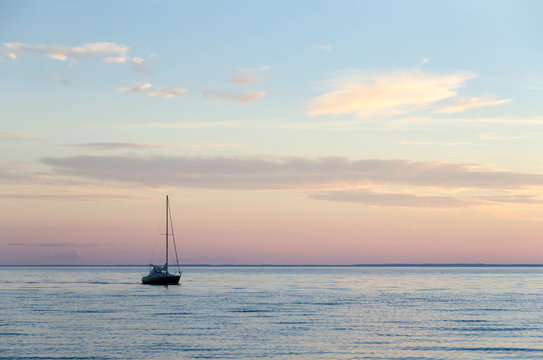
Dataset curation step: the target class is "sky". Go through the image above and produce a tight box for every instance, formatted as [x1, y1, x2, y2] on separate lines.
[1, 0, 543, 265]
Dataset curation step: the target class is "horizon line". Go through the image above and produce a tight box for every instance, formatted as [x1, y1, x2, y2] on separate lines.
[1, 263, 542, 267]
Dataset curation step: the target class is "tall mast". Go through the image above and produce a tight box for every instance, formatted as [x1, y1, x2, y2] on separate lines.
[165, 195, 169, 272]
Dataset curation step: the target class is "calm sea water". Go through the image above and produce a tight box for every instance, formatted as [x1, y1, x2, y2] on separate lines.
[0, 266, 542, 359]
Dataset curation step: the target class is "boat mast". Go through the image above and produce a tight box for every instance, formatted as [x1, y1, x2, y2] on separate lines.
[165, 195, 169, 272]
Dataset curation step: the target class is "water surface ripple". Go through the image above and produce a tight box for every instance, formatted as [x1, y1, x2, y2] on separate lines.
[0, 266, 542, 359]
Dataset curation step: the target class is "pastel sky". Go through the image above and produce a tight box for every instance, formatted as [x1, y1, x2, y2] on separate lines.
[1, 1, 543, 265]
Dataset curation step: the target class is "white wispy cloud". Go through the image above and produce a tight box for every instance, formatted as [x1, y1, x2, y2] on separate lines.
[0, 130, 42, 140]
[229, 72, 258, 85]
[315, 44, 332, 51]
[65, 142, 167, 150]
[135, 119, 343, 131]
[182, 142, 243, 151]
[148, 88, 188, 99]
[118, 84, 188, 98]
[8, 241, 97, 247]
[229, 66, 271, 85]
[393, 115, 543, 125]
[202, 89, 266, 104]
[478, 133, 528, 141]
[436, 97, 511, 114]
[307, 189, 543, 208]
[307, 189, 474, 208]
[309, 69, 477, 118]
[63, 142, 240, 151]
[0, 193, 145, 201]
[397, 141, 470, 146]
[135, 114, 543, 132]
[0, 46, 17, 60]
[118, 82, 152, 93]
[0, 42, 143, 65]
[136, 121, 243, 129]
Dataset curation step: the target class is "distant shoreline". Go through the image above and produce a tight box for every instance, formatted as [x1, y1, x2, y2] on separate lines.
[1, 264, 542, 267]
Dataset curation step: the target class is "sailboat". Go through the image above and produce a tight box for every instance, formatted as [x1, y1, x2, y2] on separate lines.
[142, 195, 182, 285]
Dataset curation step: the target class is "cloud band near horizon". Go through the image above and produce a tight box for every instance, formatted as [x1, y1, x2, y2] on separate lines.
[41, 155, 543, 190]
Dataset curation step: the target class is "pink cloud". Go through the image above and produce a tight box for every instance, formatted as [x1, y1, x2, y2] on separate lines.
[202, 89, 266, 104]
[309, 69, 476, 117]
[0, 42, 143, 65]
[41, 155, 543, 190]
[148, 88, 188, 99]
[436, 97, 511, 114]
[118, 82, 152, 93]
